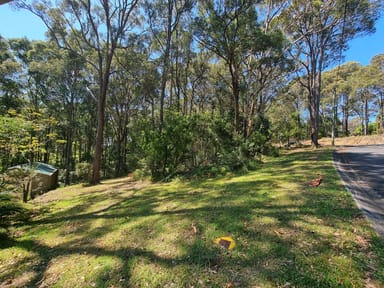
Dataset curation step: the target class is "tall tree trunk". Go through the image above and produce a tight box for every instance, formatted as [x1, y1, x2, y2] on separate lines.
[91, 89, 106, 184]
[159, 0, 173, 127]
[115, 132, 122, 177]
[43, 125, 51, 163]
[308, 84, 320, 147]
[364, 96, 369, 135]
[342, 94, 349, 136]
[64, 130, 73, 185]
[91, 56, 112, 184]
[380, 92, 384, 134]
[229, 62, 240, 133]
[173, 28, 181, 112]
[122, 126, 128, 173]
[307, 49, 323, 147]
[64, 98, 74, 185]
[22, 180, 30, 203]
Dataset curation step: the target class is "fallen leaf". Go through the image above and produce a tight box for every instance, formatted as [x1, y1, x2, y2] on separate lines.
[191, 223, 198, 235]
[355, 235, 370, 250]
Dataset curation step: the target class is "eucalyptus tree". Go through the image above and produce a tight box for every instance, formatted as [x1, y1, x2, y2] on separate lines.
[241, 37, 290, 138]
[171, 27, 196, 113]
[195, 0, 261, 133]
[349, 64, 378, 135]
[23, 40, 60, 163]
[33, 46, 89, 184]
[240, 0, 292, 138]
[280, 0, 380, 146]
[0, 36, 23, 114]
[19, 0, 140, 184]
[0, 115, 31, 170]
[268, 79, 306, 145]
[137, 60, 161, 124]
[369, 54, 384, 133]
[0, 38, 57, 167]
[144, 0, 195, 125]
[195, 0, 286, 136]
[106, 44, 152, 177]
[348, 56, 384, 135]
[203, 60, 232, 116]
[185, 51, 211, 115]
[4, 39, 61, 164]
[336, 62, 361, 136]
[321, 62, 361, 136]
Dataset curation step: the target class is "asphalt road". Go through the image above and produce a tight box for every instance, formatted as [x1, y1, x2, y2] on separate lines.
[334, 145, 384, 237]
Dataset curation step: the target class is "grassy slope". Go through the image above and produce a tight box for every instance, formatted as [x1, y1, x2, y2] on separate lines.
[1, 148, 384, 288]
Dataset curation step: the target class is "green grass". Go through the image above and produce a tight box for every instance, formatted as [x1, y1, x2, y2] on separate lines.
[1, 148, 384, 287]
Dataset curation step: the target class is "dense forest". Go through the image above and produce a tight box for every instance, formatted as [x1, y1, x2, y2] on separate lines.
[0, 0, 383, 190]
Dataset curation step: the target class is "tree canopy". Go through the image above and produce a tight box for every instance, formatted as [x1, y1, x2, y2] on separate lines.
[0, 0, 383, 191]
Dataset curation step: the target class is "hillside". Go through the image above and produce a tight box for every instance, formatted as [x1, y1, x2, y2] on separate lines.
[1, 148, 384, 287]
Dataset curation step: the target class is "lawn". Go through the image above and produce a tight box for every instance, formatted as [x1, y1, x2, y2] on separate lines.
[1, 148, 384, 287]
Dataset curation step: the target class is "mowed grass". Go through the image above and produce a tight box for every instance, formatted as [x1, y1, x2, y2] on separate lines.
[1, 148, 384, 288]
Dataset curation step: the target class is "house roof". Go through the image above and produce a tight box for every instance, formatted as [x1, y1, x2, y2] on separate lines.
[9, 162, 58, 176]
[32, 162, 58, 176]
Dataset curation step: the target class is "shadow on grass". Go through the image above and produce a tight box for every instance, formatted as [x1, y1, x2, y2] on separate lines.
[1, 149, 384, 287]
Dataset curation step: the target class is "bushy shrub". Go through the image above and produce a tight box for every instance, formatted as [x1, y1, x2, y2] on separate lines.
[0, 193, 30, 228]
[75, 162, 92, 183]
[132, 165, 151, 181]
[5, 168, 34, 202]
[137, 112, 195, 180]
[131, 111, 273, 180]
[353, 123, 379, 136]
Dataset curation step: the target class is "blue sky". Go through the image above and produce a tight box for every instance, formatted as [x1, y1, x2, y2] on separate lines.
[0, 3, 383, 66]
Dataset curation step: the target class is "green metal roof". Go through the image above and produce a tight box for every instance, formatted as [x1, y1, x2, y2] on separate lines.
[33, 162, 58, 176]
[9, 162, 58, 176]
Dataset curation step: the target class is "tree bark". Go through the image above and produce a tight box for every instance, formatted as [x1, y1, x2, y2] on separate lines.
[380, 92, 384, 134]
[91, 55, 112, 184]
[22, 180, 30, 203]
[364, 96, 369, 135]
[159, 0, 173, 127]
[229, 62, 240, 133]
[91, 91, 106, 184]
[342, 94, 349, 136]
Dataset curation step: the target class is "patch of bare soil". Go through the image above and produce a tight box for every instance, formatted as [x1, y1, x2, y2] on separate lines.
[303, 135, 384, 147]
[0, 272, 36, 288]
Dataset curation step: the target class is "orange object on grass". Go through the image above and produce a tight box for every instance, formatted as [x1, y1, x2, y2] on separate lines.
[308, 174, 323, 187]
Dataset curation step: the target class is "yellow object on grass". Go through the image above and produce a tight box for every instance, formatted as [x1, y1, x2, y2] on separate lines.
[215, 236, 236, 250]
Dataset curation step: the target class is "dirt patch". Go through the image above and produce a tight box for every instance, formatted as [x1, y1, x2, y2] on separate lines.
[303, 135, 384, 147]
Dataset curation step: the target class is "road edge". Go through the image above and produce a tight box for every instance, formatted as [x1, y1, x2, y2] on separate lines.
[333, 147, 384, 238]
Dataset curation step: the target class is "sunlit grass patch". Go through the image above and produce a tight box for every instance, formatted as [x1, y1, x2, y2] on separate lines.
[36, 254, 124, 288]
[0, 245, 38, 284]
